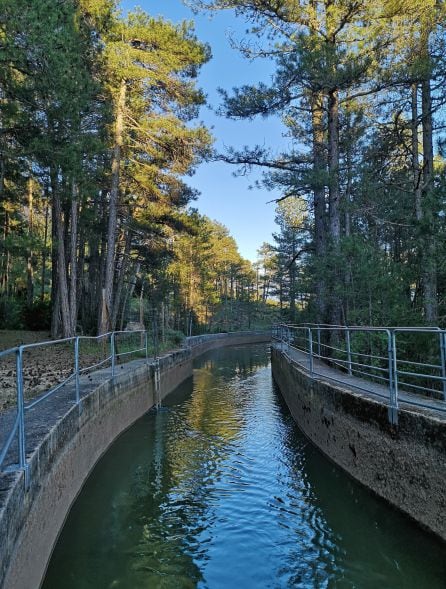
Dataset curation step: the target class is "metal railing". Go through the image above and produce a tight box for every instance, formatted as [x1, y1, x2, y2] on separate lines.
[0, 328, 270, 482]
[272, 323, 446, 424]
[0, 329, 163, 481]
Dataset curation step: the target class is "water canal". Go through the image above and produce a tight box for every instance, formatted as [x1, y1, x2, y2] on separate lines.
[42, 344, 445, 588]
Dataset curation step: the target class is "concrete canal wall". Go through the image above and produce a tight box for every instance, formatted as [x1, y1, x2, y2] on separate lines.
[0, 332, 269, 589]
[271, 346, 446, 542]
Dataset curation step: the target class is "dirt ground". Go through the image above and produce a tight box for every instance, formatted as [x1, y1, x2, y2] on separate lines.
[0, 330, 177, 413]
[0, 330, 52, 352]
[0, 331, 105, 412]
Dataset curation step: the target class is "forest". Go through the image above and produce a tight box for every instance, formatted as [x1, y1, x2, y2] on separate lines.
[189, 0, 446, 328]
[0, 0, 277, 338]
[1, 0, 445, 338]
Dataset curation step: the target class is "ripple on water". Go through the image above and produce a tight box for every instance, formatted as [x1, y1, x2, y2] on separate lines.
[42, 344, 446, 589]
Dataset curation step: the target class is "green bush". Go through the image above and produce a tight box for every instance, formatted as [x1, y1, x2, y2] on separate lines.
[165, 329, 184, 346]
[23, 301, 51, 331]
[0, 297, 25, 329]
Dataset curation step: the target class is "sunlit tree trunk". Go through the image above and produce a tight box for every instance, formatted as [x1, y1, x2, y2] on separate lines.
[26, 178, 34, 306]
[311, 92, 327, 323]
[100, 78, 126, 333]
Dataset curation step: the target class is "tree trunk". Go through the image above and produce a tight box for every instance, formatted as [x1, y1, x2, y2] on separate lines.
[328, 90, 341, 244]
[343, 108, 354, 323]
[26, 178, 34, 306]
[77, 231, 86, 331]
[421, 75, 437, 324]
[100, 78, 126, 334]
[411, 84, 422, 221]
[119, 262, 139, 330]
[0, 144, 6, 296]
[53, 179, 72, 337]
[69, 179, 78, 333]
[41, 189, 50, 302]
[289, 237, 296, 322]
[327, 88, 342, 326]
[161, 301, 166, 344]
[50, 171, 60, 337]
[84, 193, 102, 331]
[311, 91, 327, 323]
[2, 213, 10, 296]
[412, 35, 438, 325]
[111, 227, 132, 328]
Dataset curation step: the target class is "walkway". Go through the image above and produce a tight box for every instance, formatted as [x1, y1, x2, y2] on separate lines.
[0, 331, 270, 512]
[0, 356, 153, 510]
[3, 337, 445, 512]
[274, 342, 446, 420]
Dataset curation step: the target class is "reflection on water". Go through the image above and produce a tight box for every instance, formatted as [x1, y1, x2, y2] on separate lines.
[42, 344, 445, 589]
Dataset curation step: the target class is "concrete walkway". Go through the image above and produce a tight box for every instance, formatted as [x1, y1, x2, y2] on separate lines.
[275, 342, 446, 420]
[0, 356, 153, 510]
[3, 338, 445, 512]
[0, 332, 270, 512]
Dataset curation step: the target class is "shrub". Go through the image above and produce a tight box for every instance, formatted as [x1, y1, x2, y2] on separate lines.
[165, 329, 184, 346]
[23, 301, 51, 331]
[0, 297, 25, 329]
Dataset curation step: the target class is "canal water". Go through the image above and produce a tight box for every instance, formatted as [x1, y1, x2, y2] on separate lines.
[42, 344, 445, 589]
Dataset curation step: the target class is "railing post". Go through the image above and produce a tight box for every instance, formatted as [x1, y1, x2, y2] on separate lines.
[159, 358, 162, 406]
[386, 330, 393, 400]
[308, 328, 313, 375]
[75, 337, 80, 404]
[16, 347, 29, 487]
[152, 315, 159, 359]
[155, 359, 161, 408]
[346, 329, 352, 376]
[440, 331, 446, 401]
[317, 326, 321, 358]
[111, 332, 115, 379]
[387, 329, 398, 425]
[145, 330, 149, 365]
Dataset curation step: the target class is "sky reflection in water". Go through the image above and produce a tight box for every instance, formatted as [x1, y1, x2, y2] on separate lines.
[43, 345, 446, 589]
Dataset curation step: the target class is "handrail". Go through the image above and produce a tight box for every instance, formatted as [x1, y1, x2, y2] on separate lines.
[0, 328, 270, 482]
[0, 328, 162, 480]
[272, 323, 446, 425]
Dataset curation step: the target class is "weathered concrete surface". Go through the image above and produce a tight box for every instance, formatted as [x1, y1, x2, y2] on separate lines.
[0, 331, 269, 589]
[271, 346, 446, 542]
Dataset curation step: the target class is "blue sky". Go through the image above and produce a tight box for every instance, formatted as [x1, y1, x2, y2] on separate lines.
[120, 0, 289, 261]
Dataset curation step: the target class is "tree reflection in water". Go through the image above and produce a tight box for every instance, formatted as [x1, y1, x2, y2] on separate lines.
[42, 344, 445, 589]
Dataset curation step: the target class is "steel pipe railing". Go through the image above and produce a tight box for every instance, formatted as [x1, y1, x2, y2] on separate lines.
[1, 328, 270, 481]
[0, 327, 166, 480]
[272, 323, 446, 425]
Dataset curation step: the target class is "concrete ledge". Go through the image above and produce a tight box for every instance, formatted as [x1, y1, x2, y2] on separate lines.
[0, 332, 270, 589]
[271, 346, 446, 542]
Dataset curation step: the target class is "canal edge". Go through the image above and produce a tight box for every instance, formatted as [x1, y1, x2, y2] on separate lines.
[0, 332, 270, 589]
[271, 345, 446, 543]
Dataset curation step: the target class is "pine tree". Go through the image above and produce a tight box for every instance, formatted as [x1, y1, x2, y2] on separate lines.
[97, 9, 212, 333]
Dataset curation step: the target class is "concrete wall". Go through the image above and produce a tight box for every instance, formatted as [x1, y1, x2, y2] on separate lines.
[271, 347, 446, 542]
[0, 332, 269, 589]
